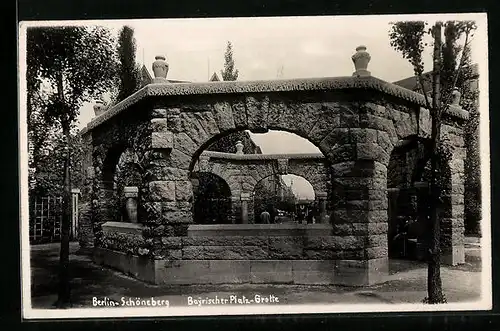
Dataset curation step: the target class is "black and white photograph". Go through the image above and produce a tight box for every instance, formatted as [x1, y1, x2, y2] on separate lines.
[19, 13, 490, 319]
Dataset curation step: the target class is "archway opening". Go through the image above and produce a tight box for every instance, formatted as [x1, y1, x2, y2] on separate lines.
[189, 128, 328, 225]
[254, 174, 317, 224]
[192, 172, 232, 224]
[101, 145, 141, 222]
[387, 139, 431, 261]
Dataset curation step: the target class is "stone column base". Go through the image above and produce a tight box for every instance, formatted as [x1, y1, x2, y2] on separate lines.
[441, 245, 465, 265]
[415, 243, 465, 265]
[94, 247, 389, 286]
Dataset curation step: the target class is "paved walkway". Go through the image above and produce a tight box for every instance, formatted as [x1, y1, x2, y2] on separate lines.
[29, 242, 483, 309]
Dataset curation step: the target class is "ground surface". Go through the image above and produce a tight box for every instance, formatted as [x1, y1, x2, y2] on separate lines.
[29, 242, 483, 309]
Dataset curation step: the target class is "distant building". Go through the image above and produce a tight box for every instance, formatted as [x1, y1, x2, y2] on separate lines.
[392, 64, 479, 96]
[209, 72, 220, 82]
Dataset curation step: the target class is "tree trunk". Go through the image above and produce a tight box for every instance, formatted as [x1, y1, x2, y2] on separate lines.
[427, 22, 446, 304]
[55, 73, 72, 308]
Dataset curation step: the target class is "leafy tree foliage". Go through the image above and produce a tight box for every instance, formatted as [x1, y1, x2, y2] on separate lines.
[26, 25, 116, 307]
[220, 41, 239, 81]
[389, 20, 477, 304]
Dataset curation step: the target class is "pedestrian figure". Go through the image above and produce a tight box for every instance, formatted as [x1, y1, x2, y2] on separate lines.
[260, 210, 271, 224]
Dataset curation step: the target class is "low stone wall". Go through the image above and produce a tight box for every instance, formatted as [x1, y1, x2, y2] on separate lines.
[94, 248, 387, 286]
[94, 222, 389, 286]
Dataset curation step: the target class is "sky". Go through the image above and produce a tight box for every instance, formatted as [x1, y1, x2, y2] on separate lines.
[25, 14, 487, 198]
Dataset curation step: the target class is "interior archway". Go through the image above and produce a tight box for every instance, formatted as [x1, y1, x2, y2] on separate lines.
[387, 138, 431, 260]
[192, 172, 232, 224]
[253, 173, 317, 224]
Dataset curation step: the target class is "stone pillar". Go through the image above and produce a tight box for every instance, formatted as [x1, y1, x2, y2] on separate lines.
[77, 131, 95, 253]
[440, 142, 466, 265]
[316, 191, 328, 224]
[235, 141, 244, 155]
[141, 106, 193, 253]
[240, 192, 251, 224]
[124, 186, 139, 223]
[230, 196, 241, 224]
[329, 133, 390, 285]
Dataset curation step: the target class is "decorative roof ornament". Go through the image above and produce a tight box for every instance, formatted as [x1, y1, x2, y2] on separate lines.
[152, 55, 169, 83]
[352, 45, 371, 77]
[452, 88, 462, 105]
[235, 141, 244, 155]
[93, 99, 106, 117]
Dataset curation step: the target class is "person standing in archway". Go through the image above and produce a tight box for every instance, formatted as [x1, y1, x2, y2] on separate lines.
[260, 210, 271, 224]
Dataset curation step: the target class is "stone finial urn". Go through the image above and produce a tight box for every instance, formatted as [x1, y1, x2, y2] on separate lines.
[352, 45, 371, 77]
[452, 88, 461, 105]
[235, 140, 244, 155]
[124, 186, 139, 223]
[93, 99, 106, 117]
[152, 55, 169, 82]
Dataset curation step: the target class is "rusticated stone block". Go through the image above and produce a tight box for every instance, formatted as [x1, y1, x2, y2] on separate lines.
[151, 108, 167, 118]
[304, 236, 364, 251]
[149, 181, 175, 202]
[175, 180, 192, 201]
[162, 211, 192, 224]
[356, 143, 389, 164]
[304, 249, 364, 260]
[246, 95, 269, 132]
[142, 202, 163, 223]
[182, 246, 268, 260]
[349, 128, 378, 144]
[212, 101, 236, 131]
[291, 260, 336, 285]
[268, 236, 304, 259]
[364, 235, 387, 248]
[332, 209, 387, 224]
[340, 114, 359, 127]
[182, 236, 268, 247]
[151, 118, 168, 131]
[250, 260, 293, 284]
[207, 260, 251, 284]
[328, 144, 356, 163]
[152, 131, 173, 149]
[173, 133, 198, 157]
[161, 236, 182, 249]
[346, 199, 388, 210]
[363, 102, 388, 117]
[365, 246, 388, 259]
[345, 188, 387, 201]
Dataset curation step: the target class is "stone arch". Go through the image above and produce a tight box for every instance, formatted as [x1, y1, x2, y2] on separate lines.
[148, 94, 420, 261]
[95, 142, 143, 229]
[191, 172, 232, 224]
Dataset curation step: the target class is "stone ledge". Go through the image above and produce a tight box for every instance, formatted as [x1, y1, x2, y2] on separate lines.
[80, 75, 468, 135]
[201, 151, 325, 161]
[187, 224, 334, 237]
[95, 247, 389, 286]
[102, 221, 145, 236]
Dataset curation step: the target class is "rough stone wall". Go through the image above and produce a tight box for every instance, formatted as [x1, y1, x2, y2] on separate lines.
[194, 155, 329, 223]
[80, 103, 151, 250]
[83, 86, 467, 264]
[206, 131, 261, 154]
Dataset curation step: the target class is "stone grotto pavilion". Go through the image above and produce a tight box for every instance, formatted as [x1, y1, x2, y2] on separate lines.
[77, 47, 469, 286]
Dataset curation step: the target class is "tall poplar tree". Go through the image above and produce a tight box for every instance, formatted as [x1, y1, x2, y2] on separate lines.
[116, 25, 141, 102]
[220, 41, 239, 81]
